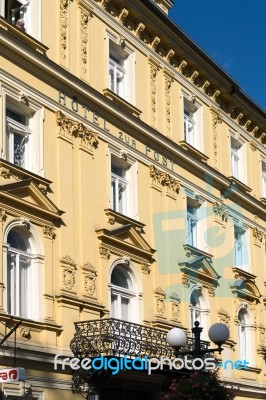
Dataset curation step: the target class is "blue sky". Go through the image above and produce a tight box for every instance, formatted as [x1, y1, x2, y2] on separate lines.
[169, 0, 266, 111]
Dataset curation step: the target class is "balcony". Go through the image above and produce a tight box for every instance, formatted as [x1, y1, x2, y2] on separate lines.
[70, 318, 209, 360]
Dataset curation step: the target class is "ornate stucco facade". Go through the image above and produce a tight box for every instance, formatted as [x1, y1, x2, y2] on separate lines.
[0, 0, 265, 399]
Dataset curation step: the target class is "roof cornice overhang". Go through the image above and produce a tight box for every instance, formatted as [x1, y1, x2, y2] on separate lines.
[139, 0, 266, 121]
[0, 27, 265, 219]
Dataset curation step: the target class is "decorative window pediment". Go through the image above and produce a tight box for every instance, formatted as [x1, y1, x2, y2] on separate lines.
[96, 222, 155, 264]
[0, 178, 63, 221]
[231, 278, 261, 304]
[179, 245, 220, 295]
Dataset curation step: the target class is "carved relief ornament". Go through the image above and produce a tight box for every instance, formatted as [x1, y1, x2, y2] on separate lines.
[82, 263, 97, 297]
[149, 165, 180, 198]
[252, 227, 263, 246]
[154, 287, 166, 317]
[60, 255, 77, 292]
[213, 202, 229, 223]
[56, 111, 99, 152]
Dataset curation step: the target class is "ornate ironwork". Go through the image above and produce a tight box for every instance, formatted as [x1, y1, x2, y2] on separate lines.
[70, 318, 210, 396]
[70, 318, 209, 359]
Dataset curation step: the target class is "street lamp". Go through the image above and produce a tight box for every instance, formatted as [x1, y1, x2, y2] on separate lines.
[167, 321, 229, 358]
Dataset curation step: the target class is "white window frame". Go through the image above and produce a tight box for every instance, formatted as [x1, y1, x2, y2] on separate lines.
[3, 221, 44, 321]
[233, 224, 251, 272]
[109, 261, 142, 324]
[187, 204, 198, 248]
[237, 306, 254, 365]
[109, 150, 138, 219]
[230, 134, 246, 182]
[189, 287, 209, 340]
[182, 95, 203, 151]
[0, 0, 41, 40]
[111, 162, 128, 215]
[107, 33, 135, 104]
[1, 88, 44, 176]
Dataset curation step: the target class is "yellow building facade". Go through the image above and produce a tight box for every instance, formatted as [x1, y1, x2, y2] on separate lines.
[0, 0, 265, 399]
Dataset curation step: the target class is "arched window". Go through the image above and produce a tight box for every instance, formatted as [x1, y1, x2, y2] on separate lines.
[110, 264, 135, 322]
[190, 289, 202, 327]
[189, 288, 209, 339]
[5, 224, 43, 320]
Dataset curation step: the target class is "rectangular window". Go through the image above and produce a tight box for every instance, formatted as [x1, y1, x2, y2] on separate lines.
[182, 97, 202, 151]
[107, 38, 134, 103]
[187, 204, 198, 247]
[234, 225, 247, 269]
[110, 154, 137, 219]
[111, 163, 128, 215]
[6, 108, 31, 168]
[231, 138, 240, 179]
[184, 107, 195, 146]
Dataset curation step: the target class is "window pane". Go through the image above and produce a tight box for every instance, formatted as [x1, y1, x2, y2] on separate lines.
[121, 297, 129, 321]
[19, 255, 30, 317]
[111, 294, 117, 318]
[14, 132, 26, 167]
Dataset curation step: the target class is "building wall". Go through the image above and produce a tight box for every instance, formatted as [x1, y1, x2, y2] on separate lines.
[0, 0, 265, 399]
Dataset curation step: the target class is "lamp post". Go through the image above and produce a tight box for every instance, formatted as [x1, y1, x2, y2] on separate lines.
[167, 321, 230, 358]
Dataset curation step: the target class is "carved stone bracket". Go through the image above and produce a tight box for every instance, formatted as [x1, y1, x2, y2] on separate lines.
[135, 22, 145, 38]
[99, 245, 111, 260]
[56, 111, 99, 153]
[0, 167, 10, 179]
[43, 224, 56, 240]
[0, 209, 7, 222]
[149, 165, 180, 198]
[252, 227, 263, 247]
[141, 263, 151, 275]
[213, 202, 229, 224]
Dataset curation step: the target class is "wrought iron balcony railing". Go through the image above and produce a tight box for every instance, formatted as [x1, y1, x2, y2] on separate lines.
[70, 318, 210, 360]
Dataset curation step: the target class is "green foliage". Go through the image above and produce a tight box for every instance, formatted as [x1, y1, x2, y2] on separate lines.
[161, 371, 236, 400]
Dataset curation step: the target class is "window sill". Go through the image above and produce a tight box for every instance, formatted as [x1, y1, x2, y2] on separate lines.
[0, 17, 48, 55]
[103, 89, 142, 118]
[104, 208, 145, 232]
[179, 141, 209, 162]
[183, 244, 213, 259]
[228, 176, 252, 193]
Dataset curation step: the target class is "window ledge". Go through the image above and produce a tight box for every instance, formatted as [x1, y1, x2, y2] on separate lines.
[228, 176, 252, 193]
[179, 141, 209, 162]
[0, 312, 62, 333]
[0, 159, 52, 191]
[103, 89, 142, 118]
[104, 208, 145, 232]
[183, 244, 213, 260]
[0, 17, 48, 55]
[232, 267, 256, 281]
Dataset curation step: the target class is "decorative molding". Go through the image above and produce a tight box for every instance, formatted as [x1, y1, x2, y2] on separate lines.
[154, 287, 166, 317]
[164, 71, 173, 134]
[190, 70, 199, 83]
[60, 255, 77, 292]
[99, 245, 111, 259]
[141, 263, 151, 275]
[20, 327, 31, 340]
[151, 35, 160, 51]
[213, 202, 229, 224]
[178, 59, 187, 73]
[118, 8, 128, 25]
[60, 0, 71, 62]
[210, 108, 223, 168]
[20, 217, 30, 229]
[218, 308, 230, 327]
[0, 167, 10, 179]
[148, 59, 159, 124]
[80, 8, 92, 75]
[82, 262, 97, 297]
[43, 224, 56, 240]
[166, 48, 175, 63]
[38, 183, 48, 194]
[135, 22, 145, 38]
[56, 111, 99, 153]
[252, 227, 263, 247]
[149, 165, 180, 198]
[0, 209, 7, 222]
